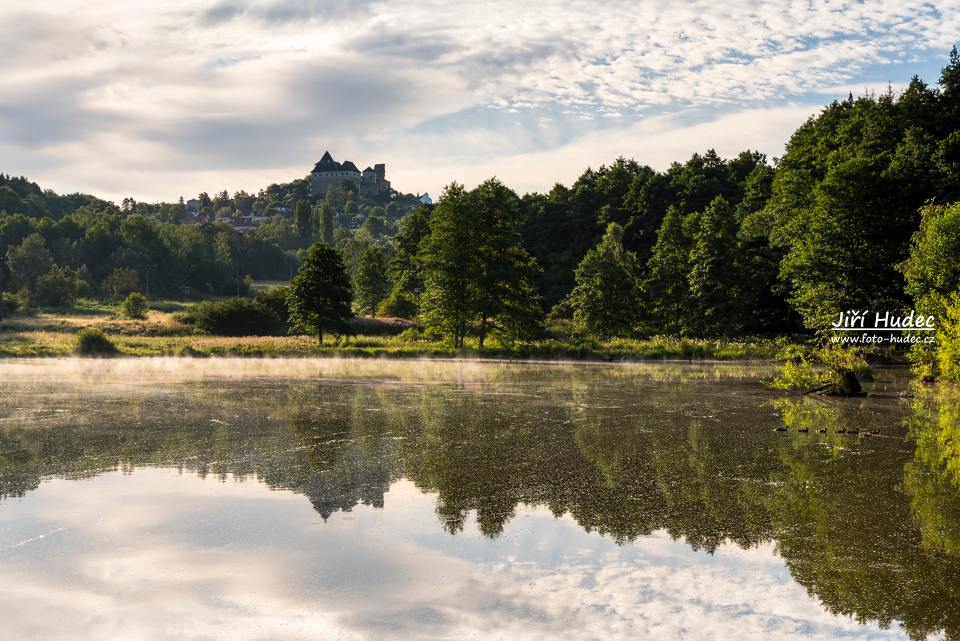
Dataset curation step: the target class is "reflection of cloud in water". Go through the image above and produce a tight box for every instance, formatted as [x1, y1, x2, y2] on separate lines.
[0, 470, 908, 641]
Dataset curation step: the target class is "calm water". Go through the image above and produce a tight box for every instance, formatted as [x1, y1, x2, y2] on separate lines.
[1, 358, 959, 641]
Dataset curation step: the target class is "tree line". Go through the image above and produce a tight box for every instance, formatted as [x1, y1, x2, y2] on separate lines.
[342, 49, 959, 378]
[1, 49, 958, 378]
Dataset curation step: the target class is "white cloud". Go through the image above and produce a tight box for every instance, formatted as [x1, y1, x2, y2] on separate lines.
[0, 472, 911, 641]
[0, 1, 958, 200]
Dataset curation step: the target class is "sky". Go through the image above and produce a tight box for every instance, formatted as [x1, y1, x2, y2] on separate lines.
[1, 0, 959, 203]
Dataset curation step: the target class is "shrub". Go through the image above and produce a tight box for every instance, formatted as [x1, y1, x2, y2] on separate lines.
[768, 345, 871, 392]
[121, 292, 149, 319]
[191, 298, 281, 336]
[376, 287, 418, 319]
[75, 327, 118, 355]
[173, 344, 208, 358]
[30, 265, 76, 307]
[253, 286, 291, 328]
[769, 355, 828, 391]
[938, 292, 960, 384]
[102, 267, 142, 299]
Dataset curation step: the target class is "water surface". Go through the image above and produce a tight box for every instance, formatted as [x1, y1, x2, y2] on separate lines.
[1, 358, 958, 640]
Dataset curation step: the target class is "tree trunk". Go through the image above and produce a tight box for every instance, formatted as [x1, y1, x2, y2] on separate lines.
[479, 316, 488, 351]
[318, 327, 323, 344]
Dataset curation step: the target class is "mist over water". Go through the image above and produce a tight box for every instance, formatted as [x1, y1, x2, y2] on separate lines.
[0, 358, 956, 640]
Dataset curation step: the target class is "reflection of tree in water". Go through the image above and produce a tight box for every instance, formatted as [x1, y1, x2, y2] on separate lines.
[282, 382, 406, 519]
[2, 369, 960, 639]
[903, 386, 960, 558]
[769, 395, 960, 641]
[401, 375, 780, 548]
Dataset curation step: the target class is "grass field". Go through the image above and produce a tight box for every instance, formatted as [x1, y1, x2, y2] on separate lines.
[0, 298, 792, 361]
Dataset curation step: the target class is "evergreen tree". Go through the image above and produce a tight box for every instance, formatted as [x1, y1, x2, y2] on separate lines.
[315, 202, 334, 246]
[735, 165, 796, 334]
[568, 223, 642, 340]
[643, 206, 690, 334]
[294, 200, 311, 242]
[687, 196, 739, 337]
[387, 204, 431, 303]
[353, 245, 389, 317]
[288, 243, 352, 343]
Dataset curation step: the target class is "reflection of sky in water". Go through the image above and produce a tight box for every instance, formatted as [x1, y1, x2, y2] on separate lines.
[0, 470, 910, 641]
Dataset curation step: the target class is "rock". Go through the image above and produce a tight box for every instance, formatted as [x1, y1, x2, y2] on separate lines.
[835, 370, 864, 396]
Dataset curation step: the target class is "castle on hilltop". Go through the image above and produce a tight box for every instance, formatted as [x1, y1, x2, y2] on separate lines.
[309, 151, 391, 197]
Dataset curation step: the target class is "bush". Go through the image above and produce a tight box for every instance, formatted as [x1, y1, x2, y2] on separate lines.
[0, 296, 18, 317]
[938, 292, 960, 384]
[377, 287, 418, 319]
[253, 286, 291, 328]
[191, 298, 281, 336]
[75, 327, 118, 355]
[121, 292, 149, 319]
[769, 355, 828, 391]
[768, 345, 871, 392]
[102, 267, 142, 299]
[30, 265, 76, 307]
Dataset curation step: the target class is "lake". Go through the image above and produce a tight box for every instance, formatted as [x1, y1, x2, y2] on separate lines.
[0, 358, 958, 640]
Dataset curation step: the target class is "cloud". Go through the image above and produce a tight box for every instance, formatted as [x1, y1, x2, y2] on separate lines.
[0, 1, 958, 200]
[200, 0, 380, 25]
[0, 472, 910, 641]
[385, 104, 823, 197]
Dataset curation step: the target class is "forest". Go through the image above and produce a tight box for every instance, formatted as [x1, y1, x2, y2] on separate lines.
[1, 49, 959, 379]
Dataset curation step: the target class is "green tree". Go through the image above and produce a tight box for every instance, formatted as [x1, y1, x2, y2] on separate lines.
[901, 203, 960, 379]
[294, 200, 312, 242]
[469, 178, 541, 348]
[31, 265, 75, 307]
[288, 243, 352, 342]
[418, 180, 540, 348]
[387, 204, 431, 302]
[353, 246, 389, 317]
[735, 165, 795, 334]
[418, 183, 476, 347]
[6, 233, 53, 293]
[643, 206, 689, 334]
[316, 203, 334, 246]
[568, 223, 642, 340]
[687, 196, 740, 336]
[102, 267, 142, 299]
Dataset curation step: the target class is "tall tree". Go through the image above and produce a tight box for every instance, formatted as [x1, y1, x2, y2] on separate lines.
[418, 183, 475, 347]
[568, 223, 642, 340]
[734, 165, 795, 334]
[901, 202, 960, 379]
[6, 233, 53, 293]
[288, 243, 352, 343]
[315, 202, 334, 246]
[469, 178, 541, 348]
[643, 206, 689, 334]
[294, 200, 312, 242]
[418, 180, 540, 348]
[687, 196, 739, 337]
[353, 245, 389, 317]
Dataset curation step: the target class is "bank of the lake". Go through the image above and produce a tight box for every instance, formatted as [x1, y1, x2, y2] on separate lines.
[0, 327, 788, 361]
[0, 300, 805, 361]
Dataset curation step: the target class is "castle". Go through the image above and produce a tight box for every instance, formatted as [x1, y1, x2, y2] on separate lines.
[309, 151, 391, 197]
